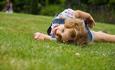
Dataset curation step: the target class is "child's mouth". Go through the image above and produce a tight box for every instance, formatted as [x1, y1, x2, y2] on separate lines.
[54, 29, 58, 35]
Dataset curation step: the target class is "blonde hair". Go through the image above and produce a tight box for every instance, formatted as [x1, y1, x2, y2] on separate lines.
[57, 18, 88, 45]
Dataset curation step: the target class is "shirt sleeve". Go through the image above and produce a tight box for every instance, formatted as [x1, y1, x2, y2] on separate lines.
[50, 37, 57, 41]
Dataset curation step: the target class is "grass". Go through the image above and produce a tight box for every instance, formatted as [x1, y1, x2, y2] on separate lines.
[0, 12, 115, 70]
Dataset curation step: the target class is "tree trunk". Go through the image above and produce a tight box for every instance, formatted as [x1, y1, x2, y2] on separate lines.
[31, 0, 39, 14]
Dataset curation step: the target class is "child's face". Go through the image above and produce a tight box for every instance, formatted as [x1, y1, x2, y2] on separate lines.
[52, 24, 76, 42]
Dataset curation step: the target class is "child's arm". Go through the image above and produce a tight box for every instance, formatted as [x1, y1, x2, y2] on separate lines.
[34, 32, 52, 40]
[74, 10, 95, 28]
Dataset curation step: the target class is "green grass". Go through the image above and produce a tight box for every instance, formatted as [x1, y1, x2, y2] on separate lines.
[0, 12, 115, 70]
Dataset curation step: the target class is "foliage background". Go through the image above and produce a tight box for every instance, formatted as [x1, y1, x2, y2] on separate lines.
[0, 0, 115, 23]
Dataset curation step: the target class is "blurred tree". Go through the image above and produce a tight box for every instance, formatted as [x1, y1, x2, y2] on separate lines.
[45, 0, 49, 6]
[81, 0, 88, 4]
[59, 0, 65, 5]
[88, 0, 109, 5]
[13, 0, 31, 13]
[109, 0, 115, 5]
[65, 0, 82, 9]
[31, 0, 39, 14]
[0, 0, 5, 11]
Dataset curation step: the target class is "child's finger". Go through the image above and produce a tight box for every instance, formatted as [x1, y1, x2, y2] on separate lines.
[34, 32, 41, 40]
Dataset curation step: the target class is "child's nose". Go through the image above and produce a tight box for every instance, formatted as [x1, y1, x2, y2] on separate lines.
[56, 29, 61, 35]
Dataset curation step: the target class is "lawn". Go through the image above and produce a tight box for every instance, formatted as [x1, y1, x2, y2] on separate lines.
[0, 12, 115, 70]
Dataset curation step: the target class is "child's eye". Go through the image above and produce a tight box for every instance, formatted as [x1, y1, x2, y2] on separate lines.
[62, 29, 64, 33]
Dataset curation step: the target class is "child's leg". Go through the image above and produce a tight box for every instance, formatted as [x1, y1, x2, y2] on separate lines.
[93, 31, 115, 42]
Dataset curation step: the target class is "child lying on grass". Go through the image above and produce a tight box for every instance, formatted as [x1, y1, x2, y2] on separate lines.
[34, 9, 115, 45]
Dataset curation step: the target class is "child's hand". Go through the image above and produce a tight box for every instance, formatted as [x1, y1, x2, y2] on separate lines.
[74, 10, 96, 28]
[34, 32, 46, 40]
[86, 16, 95, 28]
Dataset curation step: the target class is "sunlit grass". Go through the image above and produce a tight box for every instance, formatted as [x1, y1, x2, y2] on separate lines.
[0, 12, 115, 70]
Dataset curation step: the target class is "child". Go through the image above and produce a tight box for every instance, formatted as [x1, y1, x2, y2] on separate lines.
[34, 9, 115, 45]
[54, 18, 115, 45]
[34, 8, 95, 39]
